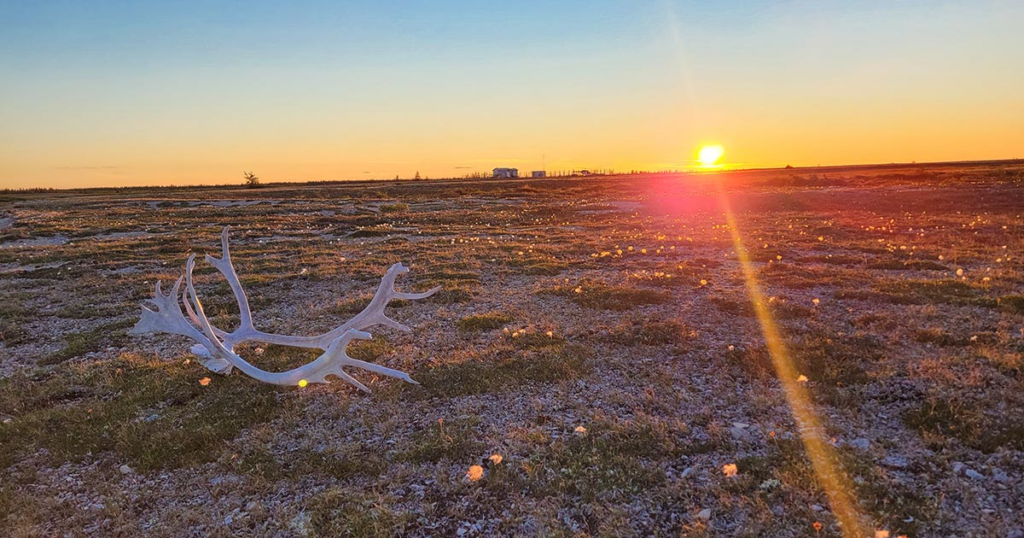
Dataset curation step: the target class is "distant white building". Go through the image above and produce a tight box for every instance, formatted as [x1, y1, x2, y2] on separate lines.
[493, 167, 518, 179]
[531, 171, 546, 178]
[489, 167, 516, 179]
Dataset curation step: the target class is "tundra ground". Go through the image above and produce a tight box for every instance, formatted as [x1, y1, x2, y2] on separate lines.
[1, 163, 1023, 536]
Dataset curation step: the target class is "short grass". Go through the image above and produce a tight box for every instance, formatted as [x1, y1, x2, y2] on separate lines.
[539, 281, 672, 310]
[603, 317, 694, 347]
[411, 344, 590, 398]
[511, 418, 676, 502]
[398, 416, 483, 464]
[456, 312, 513, 332]
[0, 353, 282, 470]
[41, 318, 136, 365]
[310, 489, 411, 536]
[903, 395, 1024, 453]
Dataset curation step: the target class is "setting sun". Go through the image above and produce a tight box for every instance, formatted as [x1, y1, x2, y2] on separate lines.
[698, 144, 726, 167]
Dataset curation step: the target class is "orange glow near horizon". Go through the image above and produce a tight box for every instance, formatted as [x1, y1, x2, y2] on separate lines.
[2, 2, 1022, 189]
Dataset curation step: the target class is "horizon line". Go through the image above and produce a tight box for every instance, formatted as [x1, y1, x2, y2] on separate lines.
[3, 157, 1022, 194]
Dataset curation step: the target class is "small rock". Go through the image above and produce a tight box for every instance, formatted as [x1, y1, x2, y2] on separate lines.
[681, 467, 695, 478]
[811, 504, 823, 512]
[849, 438, 870, 450]
[880, 456, 907, 469]
[245, 501, 258, 511]
[118, 464, 133, 475]
[223, 515, 233, 525]
[696, 508, 712, 521]
[289, 512, 311, 537]
[965, 469, 984, 480]
[992, 468, 1011, 483]
[952, 461, 966, 474]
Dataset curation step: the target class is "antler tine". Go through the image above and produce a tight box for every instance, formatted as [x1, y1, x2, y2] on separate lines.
[131, 275, 200, 339]
[204, 226, 256, 335]
[346, 262, 441, 333]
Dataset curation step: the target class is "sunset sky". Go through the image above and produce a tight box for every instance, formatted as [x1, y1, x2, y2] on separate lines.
[1, 1, 1022, 189]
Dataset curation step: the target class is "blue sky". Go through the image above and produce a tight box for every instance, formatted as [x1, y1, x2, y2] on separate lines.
[1, 1, 1022, 187]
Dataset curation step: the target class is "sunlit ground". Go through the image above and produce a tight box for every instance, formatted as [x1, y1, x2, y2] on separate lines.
[1, 162, 1023, 535]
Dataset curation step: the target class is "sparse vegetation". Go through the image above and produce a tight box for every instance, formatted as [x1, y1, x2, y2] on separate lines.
[412, 344, 590, 398]
[243, 171, 261, 189]
[380, 202, 409, 213]
[603, 318, 693, 347]
[540, 281, 672, 310]
[0, 353, 282, 470]
[456, 312, 513, 332]
[2, 164, 1023, 535]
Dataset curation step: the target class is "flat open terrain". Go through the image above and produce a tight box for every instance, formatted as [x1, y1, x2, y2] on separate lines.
[2, 163, 1023, 536]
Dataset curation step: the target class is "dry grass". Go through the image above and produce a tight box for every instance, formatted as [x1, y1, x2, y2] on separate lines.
[2, 162, 1024, 535]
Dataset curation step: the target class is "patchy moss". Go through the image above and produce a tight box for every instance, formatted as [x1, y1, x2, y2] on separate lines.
[914, 328, 970, 347]
[539, 282, 671, 311]
[417, 270, 480, 286]
[522, 418, 674, 502]
[309, 489, 411, 536]
[0, 300, 33, 346]
[837, 447, 936, 535]
[507, 256, 568, 276]
[347, 335, 394, 362]
[710, 296, 755, 317]
[904, 396, 1024, 452]
[233, 445, 386, 482]
[0, 353, 282, 470]
[41, 318, 135, 365]
[998, 295, 1024, 314]
[53, 303, 124, 320]
[412, 344, 590, 398]
[398, 416, 482, 464]
[867, 259, 949, 271]
[723, 331, 880, 397]
[326, 295, 372, 316]
[723, 344, 774, 380]
[603, 318, 694, 347]
[379, 202, 409, 213]
[875, 279, 995, 307]
[507, 330, 564, 349]
[456, 312, 513, 332]
[427, 287, 474, 305]
[711, 296, 813, 320]
[790, 331, 879, 388]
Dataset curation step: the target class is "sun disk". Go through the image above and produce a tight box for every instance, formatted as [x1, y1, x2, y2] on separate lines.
[698, 145, 725, 167]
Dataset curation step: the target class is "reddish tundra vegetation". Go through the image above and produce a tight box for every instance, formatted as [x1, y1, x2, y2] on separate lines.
[1, 162, 1023, 536]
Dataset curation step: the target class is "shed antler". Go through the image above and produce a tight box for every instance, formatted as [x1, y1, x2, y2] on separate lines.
[131, 227, 440, 391]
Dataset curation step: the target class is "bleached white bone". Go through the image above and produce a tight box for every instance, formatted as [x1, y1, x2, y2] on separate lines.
[131, 228, 439, 391]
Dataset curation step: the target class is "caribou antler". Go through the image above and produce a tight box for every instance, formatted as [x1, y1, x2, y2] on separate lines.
[131, 227, 439, 391]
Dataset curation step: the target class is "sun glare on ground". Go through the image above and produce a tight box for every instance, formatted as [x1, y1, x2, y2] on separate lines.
[698, 144, 726, 168]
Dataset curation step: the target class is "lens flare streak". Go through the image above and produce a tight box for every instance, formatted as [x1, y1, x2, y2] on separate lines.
[717, 185, 868, 536]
